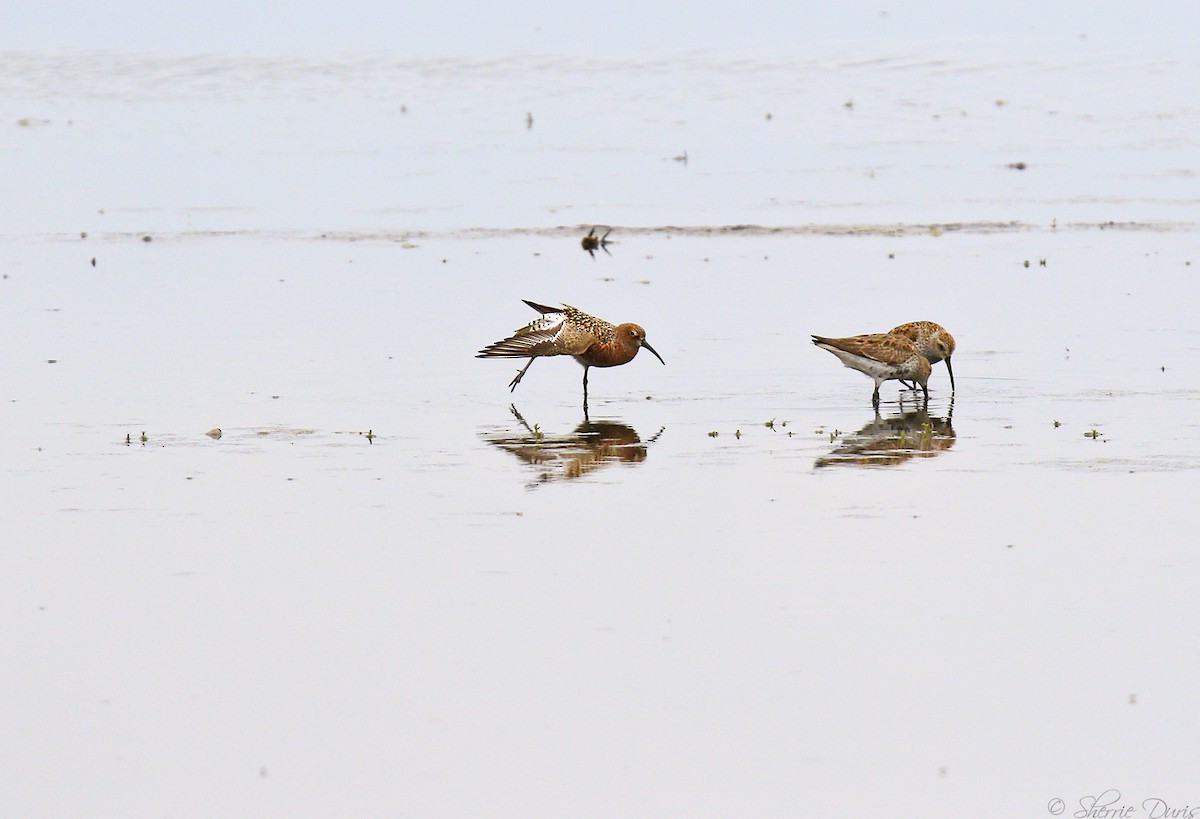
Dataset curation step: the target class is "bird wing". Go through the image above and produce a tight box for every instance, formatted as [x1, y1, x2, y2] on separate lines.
[476, 301, 608, 359]
[811, 333, 916, 366]
[477, 316, 568, 358]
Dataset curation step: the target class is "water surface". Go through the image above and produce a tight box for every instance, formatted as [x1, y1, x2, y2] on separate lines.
[2, 34, 1199, 819]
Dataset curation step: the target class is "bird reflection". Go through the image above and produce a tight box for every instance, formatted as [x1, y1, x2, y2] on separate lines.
[581, 226, 612, 258]
[481, 405, 663, 486]
[816, 405, 955, 468]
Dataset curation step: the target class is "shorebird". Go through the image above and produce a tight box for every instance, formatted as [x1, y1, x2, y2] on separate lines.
[477, 300, 664, 406]
[890, 321, 955, 391]
[812, 332, 931, 409]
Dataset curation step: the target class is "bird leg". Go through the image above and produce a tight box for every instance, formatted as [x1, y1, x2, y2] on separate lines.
[872, 385, 881, 410]
[582, 366, 590, 411]
[508, 357, 536, 392]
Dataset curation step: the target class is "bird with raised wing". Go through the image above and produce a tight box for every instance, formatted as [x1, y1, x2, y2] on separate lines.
[478, 300, 665, 407]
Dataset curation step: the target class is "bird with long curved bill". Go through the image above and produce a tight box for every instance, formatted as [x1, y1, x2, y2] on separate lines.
[478, 300, 665, 409]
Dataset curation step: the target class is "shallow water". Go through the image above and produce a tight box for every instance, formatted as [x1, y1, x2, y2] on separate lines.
[3, 34, 1200, 819]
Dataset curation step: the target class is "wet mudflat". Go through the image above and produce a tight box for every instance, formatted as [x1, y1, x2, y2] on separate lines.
[3, 35, 1200, 819]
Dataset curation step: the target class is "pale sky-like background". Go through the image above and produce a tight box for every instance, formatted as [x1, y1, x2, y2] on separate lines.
[6, 1, 1199, 59]
[4, 3, 1199, 818]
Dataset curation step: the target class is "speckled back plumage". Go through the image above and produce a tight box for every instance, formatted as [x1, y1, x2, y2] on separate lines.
[477, 301, 611, 359]
[811, 332, 931, 386]
[889, 321, 956, 364]
[559, 303, 618, 349]
[477, 300, 665, 398]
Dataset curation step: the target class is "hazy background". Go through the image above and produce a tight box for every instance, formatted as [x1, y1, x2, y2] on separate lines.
[3, 2, 1198, 818]
[9, 1, 1199, 58]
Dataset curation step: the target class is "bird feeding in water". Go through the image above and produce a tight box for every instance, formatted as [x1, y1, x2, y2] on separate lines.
[478, 300, 664, 408]
[889, 320, 956, 392]
[811, 332, 930, 409]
